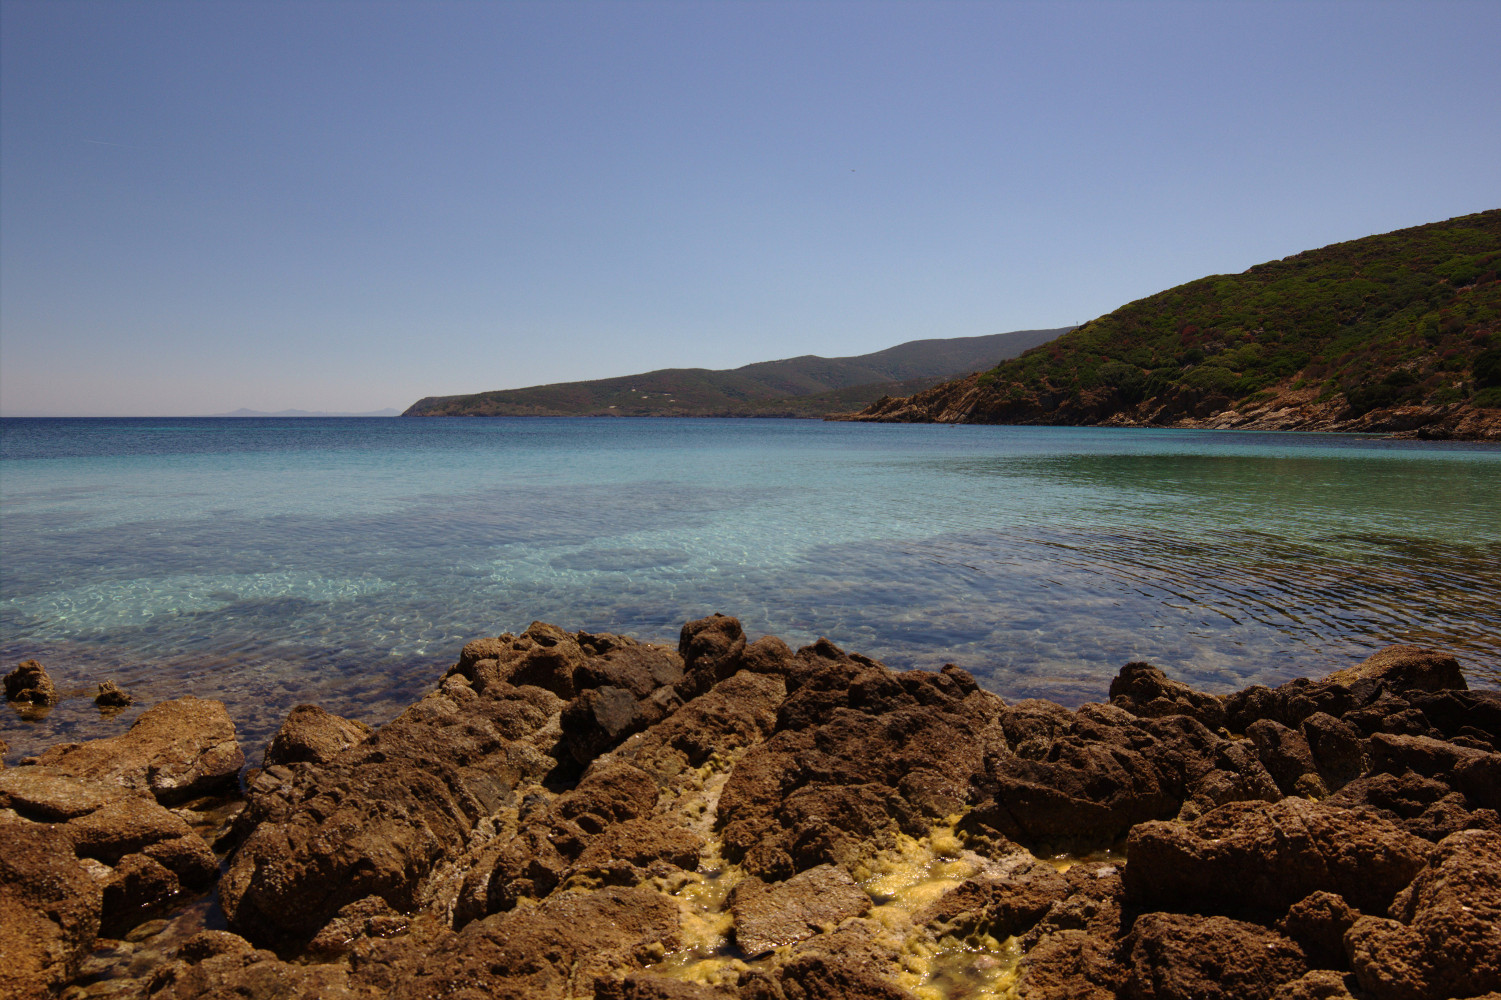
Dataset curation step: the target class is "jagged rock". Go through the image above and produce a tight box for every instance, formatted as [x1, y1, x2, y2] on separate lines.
[1108, 661, 1227, 730]
[1014, 928, 1122, 1000]
[1327, 770, 1501, 842]
[1123, 797, 1428, 917]
[1271, 970, 1361, 1000]
[94, 680, 133, 709]
[1346, 829, 1501, 1000]
[1324, 644, 1467, 693]
[717, 644, 1006, 875]
[595, 973, 739, 999]
[729, 864, 872, 958]
[1020, 861, 1125, 947]
[1119, 911, 1308, 1000]
[1276, 891, 1359, 969]
[1299, 712, 1365, 792]
[1248, 719, 1326, 796]
[0, 814, 102, 1000]
[1365, 732, 1501, 811]
[0, 766, 218, 935]
[353, 885, 682, 1000]
[306, 895, 409, 958]
[916, 853, 1070, 939]
[221, 676, 556, 948]
[28, 697, 244, 803]
[262, 704, 372, 766]
[741, 952, 918, 1000]
[4, 659, 59, 711]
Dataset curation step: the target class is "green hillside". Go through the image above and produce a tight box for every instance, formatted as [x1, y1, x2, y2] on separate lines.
[845, 210, 1501, 438]
[403, 328, 1070, 417]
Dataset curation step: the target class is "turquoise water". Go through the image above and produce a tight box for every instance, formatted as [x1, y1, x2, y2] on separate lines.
[3, 417, 1498, 758]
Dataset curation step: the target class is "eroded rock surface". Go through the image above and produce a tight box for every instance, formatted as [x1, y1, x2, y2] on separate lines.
[3, 626, 1495, 1000]
[29, 696, 244, 803]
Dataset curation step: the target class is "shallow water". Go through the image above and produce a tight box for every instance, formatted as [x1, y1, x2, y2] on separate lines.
[3, 417, 1498, 758]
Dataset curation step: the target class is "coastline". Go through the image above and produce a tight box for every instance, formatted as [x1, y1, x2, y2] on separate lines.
[4, 616, 1499, 999]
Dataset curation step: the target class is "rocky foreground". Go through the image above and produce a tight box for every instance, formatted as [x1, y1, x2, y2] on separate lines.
[3, 617, 1500, 1000]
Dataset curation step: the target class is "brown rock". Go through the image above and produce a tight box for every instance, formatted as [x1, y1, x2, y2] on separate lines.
[729, 864, 872, 958]
[1276, 891, 1360, 969]
[0, 813, 102, 1000]
[916, 854, 1070, 939]
[262, 704, 372, 767]
[4, 659, 59, 715]
[1123, 797, 1429, 917]
[1248, 718, 1327, 796]
[1119, 911, 1308, 1000]
[1346, 829, 1501, 1000]
[29, 696, 244, 803]
[94, 679, 134, 709]
[363, 885, 681, 1000]
[1272, 970, 1361, 1000]
[1325, 644, 1467, 694]
[595, 973, 738, 999]
[716, 646, 1006, 876]
[1014, 928, 1122, 1000]
[1108, 661, 1227, 730]
[755, 952, 917, 1000]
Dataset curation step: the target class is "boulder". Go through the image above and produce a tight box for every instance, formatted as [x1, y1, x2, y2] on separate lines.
[1324, 645, 1466, 693]
[1014, 928, 1122, 1000]
[729, 864, 872, 958]
[0, 766, 218, 936]
[1123, 797, 1428, 917]
[28, 696, 244, 803]
[262, 704, 372, 767]
[94, 680, 134, 709]
[717, 645, 1005, 875]
[915, 853, 1070, 939]
[1345, 829, 1501, 1000]
[1119, 911, 1308, 1000]
[355, 885, 682, 1000]
[0, 814, 102, 1000]
[1108, 661, 1227, 730]
[1276, 891, 1360, 969]
[4, 659, 59, 710]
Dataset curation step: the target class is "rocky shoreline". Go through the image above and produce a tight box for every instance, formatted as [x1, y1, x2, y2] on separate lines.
[4, 616, 1499, 1000]
[834, 376, 1501, 442]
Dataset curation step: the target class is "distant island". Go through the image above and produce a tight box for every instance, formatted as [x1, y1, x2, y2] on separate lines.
[214, 408, 403, 417]
[401, 328, 1072, 418]
[837, 210, 1501, 440]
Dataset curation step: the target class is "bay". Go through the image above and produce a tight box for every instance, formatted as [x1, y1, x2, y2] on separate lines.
[2, 416, 1498, 758]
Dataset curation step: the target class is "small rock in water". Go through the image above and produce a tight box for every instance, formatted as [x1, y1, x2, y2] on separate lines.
[5, 659, 60, 711]
[94, 681, 134, 710]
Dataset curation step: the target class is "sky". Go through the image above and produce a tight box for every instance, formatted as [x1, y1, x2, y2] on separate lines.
[1, 1, 1498, 416]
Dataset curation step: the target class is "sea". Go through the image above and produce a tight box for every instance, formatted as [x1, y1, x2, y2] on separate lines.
[3, 416, 1498, 760]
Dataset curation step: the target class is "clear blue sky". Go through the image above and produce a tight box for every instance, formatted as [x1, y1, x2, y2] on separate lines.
[2, 0, 1497, 416]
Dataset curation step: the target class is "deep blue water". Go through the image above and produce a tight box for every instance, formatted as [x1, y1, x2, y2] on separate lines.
[3, 417, 1498, 758]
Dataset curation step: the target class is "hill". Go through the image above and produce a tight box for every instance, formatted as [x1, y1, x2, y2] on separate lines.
[838, 211, 1501, 440]
[401, 328, 1071, 417]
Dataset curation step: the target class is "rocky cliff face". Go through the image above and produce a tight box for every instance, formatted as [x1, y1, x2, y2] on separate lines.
[3, 623, 1500, 1000]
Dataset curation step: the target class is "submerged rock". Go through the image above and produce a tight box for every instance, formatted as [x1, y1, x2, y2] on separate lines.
[94, 679, 134, 709]
[4, 659, 59, 712]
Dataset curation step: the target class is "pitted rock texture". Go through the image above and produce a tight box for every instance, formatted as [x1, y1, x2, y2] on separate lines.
[28, 696, 244, 803]
[5, 625, 1497, 1000]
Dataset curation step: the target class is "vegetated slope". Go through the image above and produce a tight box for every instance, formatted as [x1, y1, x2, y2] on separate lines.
[402, 328, 1070, 417]
[840, 210, 1501, 440]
